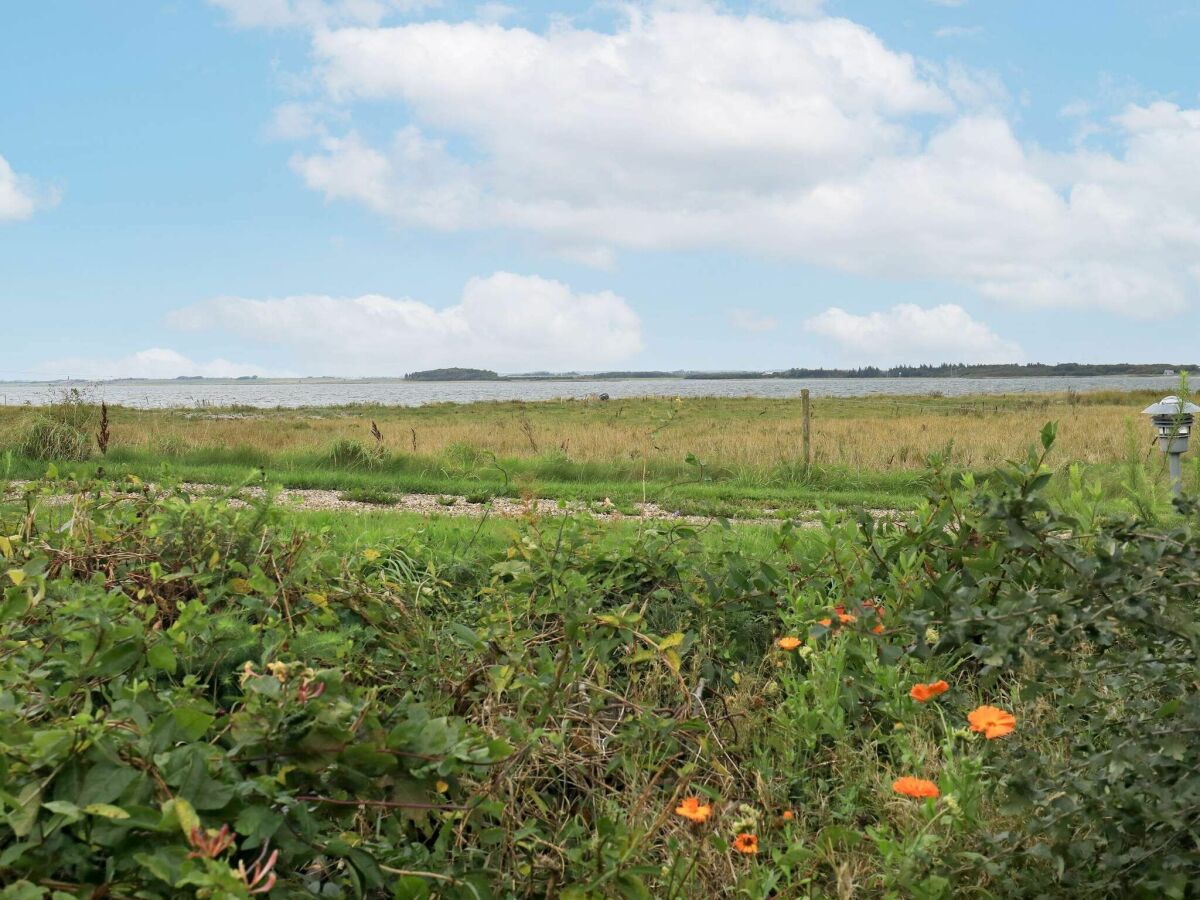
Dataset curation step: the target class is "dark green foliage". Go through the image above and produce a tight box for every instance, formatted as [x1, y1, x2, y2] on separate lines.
[802, 426, 1200, 896]
[2, 429, 1200, 897]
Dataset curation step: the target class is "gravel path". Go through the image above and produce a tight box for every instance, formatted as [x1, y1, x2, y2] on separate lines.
[7, 480, 892, 527]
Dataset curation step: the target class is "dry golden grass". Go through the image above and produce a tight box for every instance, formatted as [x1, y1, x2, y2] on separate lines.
[0, 389, 1165, 473]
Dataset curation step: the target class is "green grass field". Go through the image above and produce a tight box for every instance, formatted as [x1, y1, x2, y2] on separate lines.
[3, 388, 1196, 519]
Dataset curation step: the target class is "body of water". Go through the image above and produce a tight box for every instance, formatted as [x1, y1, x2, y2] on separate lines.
[0, 375, 1183, 409]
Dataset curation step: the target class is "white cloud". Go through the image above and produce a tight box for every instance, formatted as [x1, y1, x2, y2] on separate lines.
[168, 272, 642, 374]
[804, 304, 1023, 364]
[0, 154, 55, 222]
[729, 308, 779, 333]
[37, 348, 282, 380]
[265, 102, 340, 140]
[266, 5, 1200, 317]
[208, 0, 436, 29]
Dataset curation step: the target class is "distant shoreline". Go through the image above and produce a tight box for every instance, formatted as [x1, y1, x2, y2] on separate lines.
[1, 365, 1194, 387]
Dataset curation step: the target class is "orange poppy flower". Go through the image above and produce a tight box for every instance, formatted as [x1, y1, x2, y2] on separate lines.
[732, 832, 759, 854]
[833, 605, 857, 624]
[910, 680, 949, 702]
[817, 617, 832, 627]
[892, 777, 939, 799]
[775, 636, 802, 651]
[675, 796, 712, 823]
[872, 623, 885, 634]
[781, 810, 794, 821]
[968, 705, 1016, 739]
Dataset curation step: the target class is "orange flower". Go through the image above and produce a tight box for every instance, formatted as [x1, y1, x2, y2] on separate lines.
[892, 777, 939, 799]
[833, 605, 857, 624]
[675, 796, 712, 823]
[775, 636, 802, 651]
[910, 680, 949, 702]
[866, 602, 885, 634]
[732, 832, 759, 854]
[817, 618, 832, 627]
[968, 705, 1016, 739]
[781, 810, 794, 821]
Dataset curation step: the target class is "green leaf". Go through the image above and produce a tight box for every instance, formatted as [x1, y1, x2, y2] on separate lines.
[82, 803, 130, 820]
[9, 784, 41, 838]
[234, 805, 283, 843]
[172, 707, 215, 742]
[0, 880, 48, 900]
[42, 800, 83, 823]
[1040, 421, 1058, 450]
[147, 641, 177, 675]
[160, 797, 200, 837]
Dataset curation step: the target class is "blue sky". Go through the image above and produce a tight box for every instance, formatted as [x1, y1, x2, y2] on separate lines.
[2, 0, 1199, 378]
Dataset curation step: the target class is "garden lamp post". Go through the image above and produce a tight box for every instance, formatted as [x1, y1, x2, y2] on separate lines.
[1142, 395, 1200, 496]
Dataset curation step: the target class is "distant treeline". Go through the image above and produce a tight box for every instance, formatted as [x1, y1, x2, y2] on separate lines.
[405, 368, 501, 381]
[404, 363, 1194, 382]
[686, 363, 1197, 380]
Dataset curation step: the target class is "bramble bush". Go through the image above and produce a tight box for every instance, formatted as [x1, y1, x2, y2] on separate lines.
[792, 424, 1200, 896]
[1, 426, 1198, 898]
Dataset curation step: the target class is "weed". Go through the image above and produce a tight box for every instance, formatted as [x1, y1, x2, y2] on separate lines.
[326, 438, 380, 469]
[338, 486, 398, 505]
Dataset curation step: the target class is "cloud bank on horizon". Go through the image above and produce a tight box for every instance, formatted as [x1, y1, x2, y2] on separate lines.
[38, 273, 643, 378]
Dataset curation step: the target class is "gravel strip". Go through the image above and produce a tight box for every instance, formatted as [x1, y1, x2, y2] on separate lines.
[6, 480, 894, 528]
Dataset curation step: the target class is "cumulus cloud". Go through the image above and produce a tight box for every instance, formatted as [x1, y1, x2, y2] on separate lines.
[804, 304, 1023, 364]
[0, 154, 55, 222]
[36, 348, 282, 380]
[168, 272, 642, 374]
[271, 5, 1200, 316]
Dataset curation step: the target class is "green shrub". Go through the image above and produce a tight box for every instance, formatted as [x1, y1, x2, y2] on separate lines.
[791, 424, 1200, 896]
[325, 438, 379, 469]
[16, 417, 93, 461]
[3, 432, 1200, 897]
[11, 390, 101, 462]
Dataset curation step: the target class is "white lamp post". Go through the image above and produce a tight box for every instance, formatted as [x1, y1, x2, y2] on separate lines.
[1142, 395, 1200, 496]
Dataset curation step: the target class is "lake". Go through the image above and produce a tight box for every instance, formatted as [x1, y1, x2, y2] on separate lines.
[0, 375, 1183, 409]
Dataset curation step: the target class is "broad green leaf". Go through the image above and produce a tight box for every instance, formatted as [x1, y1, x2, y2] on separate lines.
[10, 784, 41, 838]
[160, 797, 200, 837]
[147, 641, 177, 674]
[83, 803, 130, 820]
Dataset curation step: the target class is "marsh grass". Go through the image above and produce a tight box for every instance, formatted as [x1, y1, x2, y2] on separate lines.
[0, 391, 1167, 468]
[13, 389, 98, 461]
[0, 389, 1188, 512]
